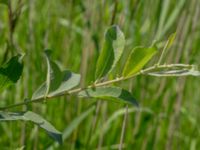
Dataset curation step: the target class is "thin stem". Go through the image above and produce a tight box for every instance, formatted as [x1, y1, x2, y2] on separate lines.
[0, 64, 192, 110]
[119, 78, 133, 149]
[119, 105, 128, 150]
[157, 38, 170, 65]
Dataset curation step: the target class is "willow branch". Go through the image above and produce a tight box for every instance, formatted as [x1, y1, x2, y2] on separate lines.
[0, 64, 192, 110]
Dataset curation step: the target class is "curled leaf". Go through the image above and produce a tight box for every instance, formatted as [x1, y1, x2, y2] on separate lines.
[0, 111, 62, 144]
[32, 50, 80, 100]
[95, 25, 125, 80]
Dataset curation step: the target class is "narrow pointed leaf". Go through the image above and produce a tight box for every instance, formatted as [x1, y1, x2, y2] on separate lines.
[78, 87, 138, 106]
[0, 55, 23, 92]
[95, 25, 125, 79]
[148, 69, 200, 77]
[166, 32, 176, 49]
[0, 111, 62, 144]
[123, 46, 158, 77]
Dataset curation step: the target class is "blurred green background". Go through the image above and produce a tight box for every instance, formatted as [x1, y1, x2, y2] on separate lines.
[0, 0, 200, 149]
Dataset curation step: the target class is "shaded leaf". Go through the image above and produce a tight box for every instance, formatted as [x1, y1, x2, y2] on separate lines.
[44, 50, 63, 98]
[0, 0, 8, 5]
[123, 46, 158, 77]
[95, 25, 125, 80]
[78, 87, 138, 106]
[32, 70, 80, 100]
[0, 111, 62, 144]
[0, 55, 23, 92]
[32, 50, 80, 100]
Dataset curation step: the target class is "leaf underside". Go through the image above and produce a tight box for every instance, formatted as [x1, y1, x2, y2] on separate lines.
[148, 69, 200, 77]
[0, 111, 62, 144]
[32, 50, 80, 100]
[32, 70, 80, 100]
[78, 86, 138, 106]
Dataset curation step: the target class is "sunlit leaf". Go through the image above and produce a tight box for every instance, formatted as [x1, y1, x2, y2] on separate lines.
[166, 32, 176, 49]
[123, 46, 158, 77]
[78, 86, 138, 106]
[157, 33, 176, 65]
[0, 111, 62, 144]
[0, 55, 23, 92]
[95, 25, 125, 80]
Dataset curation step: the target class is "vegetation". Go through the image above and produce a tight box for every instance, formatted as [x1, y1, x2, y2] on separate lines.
[0, 0, 200, 149]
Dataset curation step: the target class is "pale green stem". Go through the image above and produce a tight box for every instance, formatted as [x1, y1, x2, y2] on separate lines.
[157, 39, 170, 65]
[0, 64, 192, 110]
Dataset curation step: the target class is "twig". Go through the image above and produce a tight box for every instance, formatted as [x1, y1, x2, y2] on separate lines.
[0, 64, 192, 110]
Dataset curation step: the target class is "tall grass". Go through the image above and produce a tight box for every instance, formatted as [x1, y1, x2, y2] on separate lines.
[0, 0, 200, 149]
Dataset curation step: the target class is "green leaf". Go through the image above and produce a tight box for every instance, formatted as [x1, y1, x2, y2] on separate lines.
[148, 68, 200, 77]
[44, 50, 52, 98]
[0, 0, 8, 5]
[78, 86, 138, 106]
[44, 50, 63, 98]
[32, 50, 80, 100]
[47, 106, 95, 150]
[0, 111, 62, 144]
[0, 55, 23, 92]
[95, 25, 125, 80]
[166, 32, 176, 49]
[123, 46, 158, 77]
[32, 70, 80, 100]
